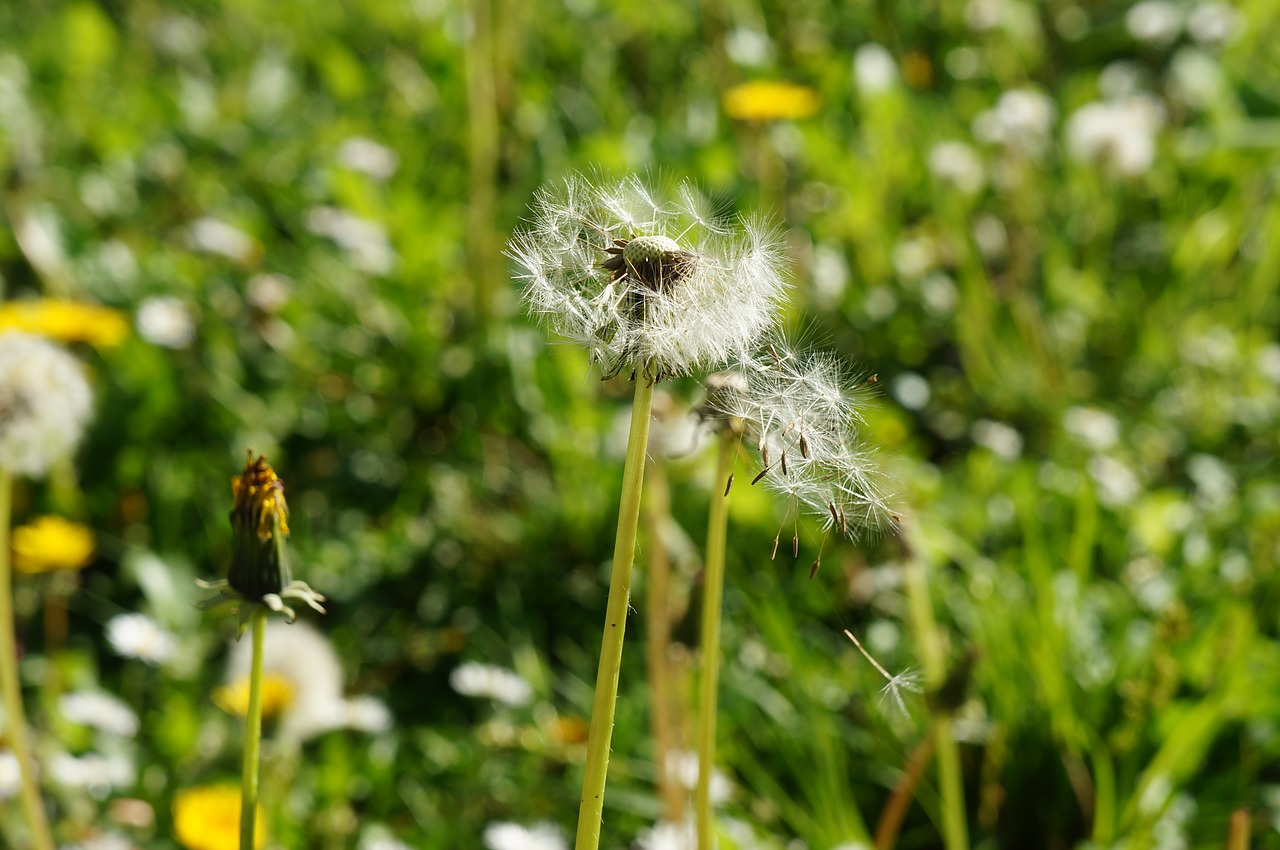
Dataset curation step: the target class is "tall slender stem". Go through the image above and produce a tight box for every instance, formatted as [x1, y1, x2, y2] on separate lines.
[575, 379, 655, 850]
[903, 541, 968, 850]
[696, 435, 734, 850]
[644, 459, 682, 823]
[0, 468, 55, 850]
[240, 608, 266, 849]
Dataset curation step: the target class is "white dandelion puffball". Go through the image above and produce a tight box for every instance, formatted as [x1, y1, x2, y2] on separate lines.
[716, 342, 896, 541]
[972, 88, 1057, 156]
[1065, 95, 1165, 176]
[105, 613, 176, 665]
[508, 173, 789, 382]
[0, 332, 93, 477]
[136, 296, 196, 349]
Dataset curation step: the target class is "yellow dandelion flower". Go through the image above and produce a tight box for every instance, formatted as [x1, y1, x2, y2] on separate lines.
[11, 516, 95, 574]
[0, 299, 129, 348]
[723, 81, 821, 123]
[173, 785, 264, 850]
[213, 673, 295, 719]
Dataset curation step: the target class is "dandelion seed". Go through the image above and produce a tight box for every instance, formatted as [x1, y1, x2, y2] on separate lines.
[508, 173, 789, 382]
[844, 630, 921, 719]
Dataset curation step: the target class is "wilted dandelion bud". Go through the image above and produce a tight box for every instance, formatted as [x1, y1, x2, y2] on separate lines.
[199, 452, 325, 627]
[0, 332, 93, 477]
[229, 453, 292, 599]
[508, 173, 789, 382]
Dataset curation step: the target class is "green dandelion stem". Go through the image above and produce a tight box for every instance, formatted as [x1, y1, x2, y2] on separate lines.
[575, 378, 655, 850]
[696, 433, 734, 850]
[0, 468, 55, 850]
[240, 606, 267, 849]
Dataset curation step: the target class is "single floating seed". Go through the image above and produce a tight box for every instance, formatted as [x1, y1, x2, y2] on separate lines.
[751, 467, 769, 486]
[724, 472, 734, 497]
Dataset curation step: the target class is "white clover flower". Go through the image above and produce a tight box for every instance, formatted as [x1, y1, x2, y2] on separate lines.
[105, 613, 176, 665]
[1065, 95, 1165, 176]
[853, 44, 899, 95]
[928, 141, 985, 194]
[715, 344, 896, 555]
[136, 296, 196, 349]
[1127, 0, 1183, 46]
[972, 88, 1056, 156]
[635, 819, 696, 850]
[509, 174, 788, 382]
[0, 332, 93, 477]
[482, 821, 567, 850]
[224, 620, 386, 741]
[59, 691, 140, 738]
[337, 137, 400, 181]
[449, 661, 533, 706]
[188, 217, 256, 263]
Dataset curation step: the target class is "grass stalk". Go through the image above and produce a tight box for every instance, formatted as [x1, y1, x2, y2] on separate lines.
[0, 468, 55, 850]
[695, 434, 734, 849]
[240, 607, 267, 849]
[903, 536, 968, 850]
[575, 378, 655, 850]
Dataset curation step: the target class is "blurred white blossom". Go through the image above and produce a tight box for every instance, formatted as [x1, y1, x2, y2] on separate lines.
[635, 820, 695, 850]
[853, 44, 898, 95]
[0, 750, 19, 799]
[482, 822, 567, 850]
[928, 141, 985, 193]
[973, 88, 1056, 156]
[449, 661, 533, 706]
[59, 834, 137, 850]
[136, 296, 196, 349]
[188, 217, 256, 263]
[106, 613, 176, 665]
[724, 28, 773, 67]
[0, 333, 93, 478]
[337, 137, 400, 181]
[306, 206, 396, 275]
[1088, 455, 1141, 506]
[971, 419, 1023, 459]
[668, 749, 734, 804]
[59, 692, 139, 738]
[1065, 94, 1164, 176]
[1064, 407, 1121, 450]
[1127, 1, 1182, 45]
[1187, 2, 1238, 46]
[49, 751, 134, 797]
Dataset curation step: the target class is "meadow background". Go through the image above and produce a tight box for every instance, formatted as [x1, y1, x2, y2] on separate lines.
[2, 0, 1280, 848]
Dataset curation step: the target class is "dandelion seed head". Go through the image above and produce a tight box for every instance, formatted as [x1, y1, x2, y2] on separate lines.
[0, 332, 93, 477]
[508, 173, 789, 381]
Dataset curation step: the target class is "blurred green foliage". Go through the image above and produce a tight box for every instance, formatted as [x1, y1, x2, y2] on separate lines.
[3, 0, 1280, 848]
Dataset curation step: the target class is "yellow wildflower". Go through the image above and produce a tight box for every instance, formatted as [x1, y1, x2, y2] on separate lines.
[213, 673, 295, 719]
[173, 785, 263, 850]
[723, 81, 821, 123]
[11, 516, 95, 574]
[0, 299, 129, 348]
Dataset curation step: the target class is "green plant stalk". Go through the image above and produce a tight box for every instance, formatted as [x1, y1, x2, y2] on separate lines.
[240, 607, 267, 849]
[695, 435, 734, 850]
[575, 378, 655, 850]
[904, 550, 968, 850]
[0, 468, 55, 850]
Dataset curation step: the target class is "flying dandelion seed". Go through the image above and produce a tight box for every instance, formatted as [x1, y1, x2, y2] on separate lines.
[844, 629, 921, 719]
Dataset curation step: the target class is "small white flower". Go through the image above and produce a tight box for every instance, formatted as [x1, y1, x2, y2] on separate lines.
[1127, 0, 1183, 45]
[343, 696, 394, 733]
[0, 750, 20, 799]
[667, 750, 734, 804]
[0, 333, 93, 478]
[635, 819, 696, 850]
[1064, 407, 1121, 450]
[928, 141, 985, 194]
[509, 173, 788, 382]
[972, 88, 1056, 156]
[1065, 95, 1165, 176]
[306, 206, 396, 275]
[1088, 455, 1141, 506]
[724, 28, 773, 67]
[482, 821, 567, 850]
[188, 217, 256, 263]
[106, 613, 176, 665]
[971, 419, 1023, 459]
[853, 44, 898, 95]
[337, 137, 400, 181]
[449, 661, 533, 706]
[246, 273, 292, 312]
[136, 296, 196, 349]
[1187, 2, 1237, 45]
[59, 692, 140, 738]
[48, 751, 134, 797]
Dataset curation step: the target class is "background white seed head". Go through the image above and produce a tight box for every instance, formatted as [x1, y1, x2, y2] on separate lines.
[0, 332, 93, 477]
[508, 173, 789, 381]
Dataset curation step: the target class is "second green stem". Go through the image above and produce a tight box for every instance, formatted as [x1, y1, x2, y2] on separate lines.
[696, 435, 734, 850]
[240, 608, 266, 849]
